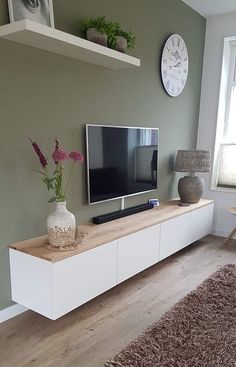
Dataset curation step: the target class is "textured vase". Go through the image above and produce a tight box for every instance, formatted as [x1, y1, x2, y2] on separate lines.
[115, 36, 127, 53]
[47, 202, 76, 248]
[86, 28, 108, 47]
[178, 176, 204, 204]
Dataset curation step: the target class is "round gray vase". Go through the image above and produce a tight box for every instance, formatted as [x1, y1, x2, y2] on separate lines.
[115, 36, 127, 53]
[178, 176, 204, 204]
[86, 28, 108, 47]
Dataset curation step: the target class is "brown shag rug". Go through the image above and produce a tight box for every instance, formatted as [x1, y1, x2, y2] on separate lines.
[105, 264, 236, 367]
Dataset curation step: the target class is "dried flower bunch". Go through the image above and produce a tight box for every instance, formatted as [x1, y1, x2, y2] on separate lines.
[30, 138, 84, 203]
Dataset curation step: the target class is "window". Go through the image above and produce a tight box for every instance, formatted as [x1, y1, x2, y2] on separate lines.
[213, 39, 236, 190]
[140, 129, 158, 146]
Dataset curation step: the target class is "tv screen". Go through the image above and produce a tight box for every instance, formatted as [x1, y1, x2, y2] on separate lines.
[86, 124, 159, 204]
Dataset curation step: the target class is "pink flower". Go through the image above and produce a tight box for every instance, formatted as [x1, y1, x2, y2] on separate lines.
[69, 151, 84, 163]
[52, 148, 69, 164]
[30, 139, 47, 168]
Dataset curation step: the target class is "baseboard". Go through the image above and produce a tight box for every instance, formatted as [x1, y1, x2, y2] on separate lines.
[0, 304, 28, 323]
[212, 228, 236, 239]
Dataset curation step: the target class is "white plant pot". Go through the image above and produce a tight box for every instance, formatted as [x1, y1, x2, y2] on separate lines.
[47, 201, 76, 248]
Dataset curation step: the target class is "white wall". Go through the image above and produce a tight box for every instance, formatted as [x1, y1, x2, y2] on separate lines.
[197, 12, 236, 238]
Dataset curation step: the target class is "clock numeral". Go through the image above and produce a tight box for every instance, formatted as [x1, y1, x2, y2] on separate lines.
[163, 70, 167, 78]
[181, 46, 185, 53]
[166, 80, 170, 90]
[172, 38, 175, 47]
[163, 59, 167, 63]
[177, 38, 180, 47]
[181, 78, 185, 85]
[171, 86, 174, 94]
[183, 69, 187, 74]
[184, 57, 187, 61]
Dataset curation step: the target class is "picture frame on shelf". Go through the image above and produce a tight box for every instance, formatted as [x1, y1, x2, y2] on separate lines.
[7, 0, 55, 28]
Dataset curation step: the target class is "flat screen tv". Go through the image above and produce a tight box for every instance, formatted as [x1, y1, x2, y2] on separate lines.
[86, 124, 159, 204]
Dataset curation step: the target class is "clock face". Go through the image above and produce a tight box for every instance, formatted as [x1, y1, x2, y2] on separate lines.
[161, 34, 189, 97]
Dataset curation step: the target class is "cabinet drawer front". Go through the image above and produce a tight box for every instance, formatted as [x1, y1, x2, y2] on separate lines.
[160, 213, 191, 261]
[117, 224, 160, 283]
[53, 240, 117, 319]
[9, 249, 53, 319]
[190, 204, 214, 243]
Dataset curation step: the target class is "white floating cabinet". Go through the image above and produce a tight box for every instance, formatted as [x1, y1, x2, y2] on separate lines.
[9, 250, 53, 319]
[160, 203, 214, 261]
[10, 240, 117, 320]
[117, 224, 160, 283]
[160, 213, 191, 261]
[189, 204, 214, 244]
[9, 199, 214, 320]
[0, 20, 141, 70]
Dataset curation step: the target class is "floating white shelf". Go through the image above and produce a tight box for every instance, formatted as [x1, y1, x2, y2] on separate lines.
[0, 19, 141, 70]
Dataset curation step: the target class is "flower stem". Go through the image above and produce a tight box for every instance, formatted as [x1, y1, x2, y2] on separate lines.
[59, 164, 63, 200]
[63, 161, 75, 198]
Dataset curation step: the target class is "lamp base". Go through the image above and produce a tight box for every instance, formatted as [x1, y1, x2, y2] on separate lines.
[178, 176, 204, 204]
[178, 201, 190, 207]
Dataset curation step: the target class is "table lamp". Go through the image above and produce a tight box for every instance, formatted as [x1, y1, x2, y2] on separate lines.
[174, 150, 211, 205]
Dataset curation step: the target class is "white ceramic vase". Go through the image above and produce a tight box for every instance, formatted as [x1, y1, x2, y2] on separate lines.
[47, 201, 76, 248]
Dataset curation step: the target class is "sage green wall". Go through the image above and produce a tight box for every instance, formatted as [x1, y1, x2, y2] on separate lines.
[0, 0, 205, 311]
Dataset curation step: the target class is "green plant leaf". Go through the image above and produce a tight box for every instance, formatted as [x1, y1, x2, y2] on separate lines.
[118, 30, 136, 49]
[48, 196, 57, 203]
[34, 169, 47, 176]
[42, 176, 55, 191]
[78, 16, 108, 37]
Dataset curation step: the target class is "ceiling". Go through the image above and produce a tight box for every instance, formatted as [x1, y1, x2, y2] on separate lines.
[182, 0, 236, 17]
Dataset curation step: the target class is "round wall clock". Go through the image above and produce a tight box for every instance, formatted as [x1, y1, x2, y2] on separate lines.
[161, 34, 189, 97]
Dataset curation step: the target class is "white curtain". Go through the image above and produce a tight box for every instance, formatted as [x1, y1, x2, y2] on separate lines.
[217, 49, 236, 188]
[217, 144, 236, 188]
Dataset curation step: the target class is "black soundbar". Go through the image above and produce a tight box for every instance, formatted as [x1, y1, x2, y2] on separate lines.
[93, 203, 154, 224]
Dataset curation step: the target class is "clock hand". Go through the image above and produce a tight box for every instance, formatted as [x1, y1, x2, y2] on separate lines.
[171, 51, 181, 60]
[170, 62, 181, 69]
[171, 51, 178, 60]
[174, 62, 181, 67]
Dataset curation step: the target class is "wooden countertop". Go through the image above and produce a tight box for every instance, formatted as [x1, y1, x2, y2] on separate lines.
[9, 199, 213, 263]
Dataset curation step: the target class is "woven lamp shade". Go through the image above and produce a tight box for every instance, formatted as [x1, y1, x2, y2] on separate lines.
[175, 150, 211, 173]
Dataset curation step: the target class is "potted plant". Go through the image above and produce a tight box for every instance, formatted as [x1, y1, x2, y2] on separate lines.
[30, 138, 84, 250]
[77, 16, 136, 53]
[115, 29, 136, 53]
[78, 16, 108, 47]
[105, 20, 121, 49]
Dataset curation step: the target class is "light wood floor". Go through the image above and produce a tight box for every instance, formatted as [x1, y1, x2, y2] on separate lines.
[1, 235, 236, 367]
